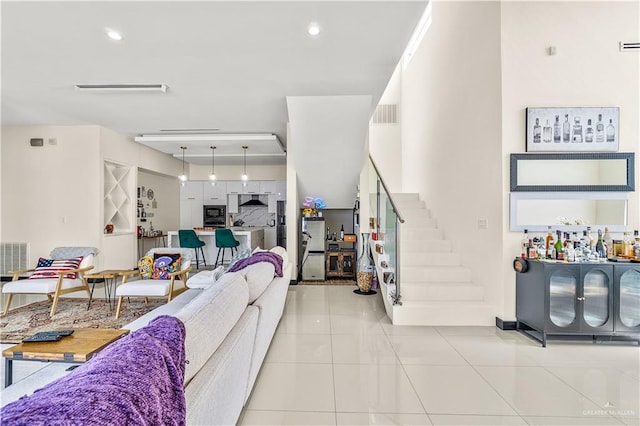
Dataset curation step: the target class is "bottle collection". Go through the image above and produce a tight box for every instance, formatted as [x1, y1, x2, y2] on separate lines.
[532, 113, 616, 144]
[520, 227, 640, 262]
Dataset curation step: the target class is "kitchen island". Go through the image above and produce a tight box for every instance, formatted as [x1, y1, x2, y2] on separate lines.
[167, 228, 265, 266]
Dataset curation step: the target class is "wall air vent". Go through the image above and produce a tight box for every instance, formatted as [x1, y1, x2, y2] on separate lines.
[619, 42, 640, 52]
[75, 84, 168, 92]
[372, 104, 398, 125]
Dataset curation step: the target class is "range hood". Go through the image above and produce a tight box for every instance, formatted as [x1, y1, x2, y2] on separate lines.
[240, 195, 267, 207]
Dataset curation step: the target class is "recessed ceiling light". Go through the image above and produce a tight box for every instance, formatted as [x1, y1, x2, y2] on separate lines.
[308, 23, 320, 36]
[105, 28, 124, 41]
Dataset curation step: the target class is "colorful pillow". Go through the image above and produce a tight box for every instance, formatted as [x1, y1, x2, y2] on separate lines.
[227, 248, 251, 270]
[152, 253, 182, 280]
[29, 256, 83, 280]
[137, 256, 154, 279]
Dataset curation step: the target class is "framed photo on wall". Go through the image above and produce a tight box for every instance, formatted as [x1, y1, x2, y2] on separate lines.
[526, 107, 619, 152]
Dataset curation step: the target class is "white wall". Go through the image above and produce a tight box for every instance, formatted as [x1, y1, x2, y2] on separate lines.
[1, 126, 102, 265]
[287, 95, 373, 209]
[400, 1, 505, 313]
[500, 0, 640, 318]
[1, 125, 184, 271]
[369, 63, 403, 194]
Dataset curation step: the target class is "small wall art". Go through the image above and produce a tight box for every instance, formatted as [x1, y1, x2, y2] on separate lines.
[525, 107, 619, 152]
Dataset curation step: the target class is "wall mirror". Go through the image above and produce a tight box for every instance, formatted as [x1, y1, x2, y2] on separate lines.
[510, 152, 635, 191]
[510, 192, 628, 232]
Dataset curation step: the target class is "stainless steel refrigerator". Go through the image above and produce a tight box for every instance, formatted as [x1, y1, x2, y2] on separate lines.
[302, 217, 325, 280]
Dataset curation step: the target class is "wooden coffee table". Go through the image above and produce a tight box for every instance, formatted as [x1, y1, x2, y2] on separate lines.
[2, 328, 129, 387]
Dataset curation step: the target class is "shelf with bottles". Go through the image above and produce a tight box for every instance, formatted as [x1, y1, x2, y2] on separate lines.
[519, 227, 640, 263]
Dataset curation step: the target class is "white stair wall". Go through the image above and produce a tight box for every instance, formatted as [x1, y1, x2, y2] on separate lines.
[387, 193, 494, 326]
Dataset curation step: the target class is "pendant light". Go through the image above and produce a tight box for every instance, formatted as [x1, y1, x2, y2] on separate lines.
[178, 146, 188, 183]
[241, 145, 249, 184]
[208, 146, 217, 185]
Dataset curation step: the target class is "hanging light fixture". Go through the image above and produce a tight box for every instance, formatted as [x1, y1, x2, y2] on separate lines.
[208, 146, 217, 185]
[241, 145, 249, 184]
[178, 146, 188, 183]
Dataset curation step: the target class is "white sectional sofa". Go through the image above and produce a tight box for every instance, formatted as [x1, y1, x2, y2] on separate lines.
[1, 250, 292, 425]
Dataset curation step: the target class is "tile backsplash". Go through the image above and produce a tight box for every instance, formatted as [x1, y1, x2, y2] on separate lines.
[234, 195, 275, 226]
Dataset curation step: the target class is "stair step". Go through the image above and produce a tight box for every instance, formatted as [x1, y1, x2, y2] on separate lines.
[401, 217, 437, 229]
[401, 266, 471, 282]
[392, 301, 495, 326]
[402, 252, 461, 266]
[402, 228, 443, 240]
[402, 239, 451, 253]
[401, 282, 484, 301]
[395, 199, 426, 210]
[391, 193, 420, 201]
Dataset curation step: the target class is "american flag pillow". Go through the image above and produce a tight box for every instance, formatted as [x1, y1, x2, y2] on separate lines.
[28, 256, 84, 280]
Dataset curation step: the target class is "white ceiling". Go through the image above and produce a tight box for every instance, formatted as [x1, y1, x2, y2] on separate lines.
[1, 1, 427, 165]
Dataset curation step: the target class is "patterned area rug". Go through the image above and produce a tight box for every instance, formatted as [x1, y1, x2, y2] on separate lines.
[0, 299, 166, 344]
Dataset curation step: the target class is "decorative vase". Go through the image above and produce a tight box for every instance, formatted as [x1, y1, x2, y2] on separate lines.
[105, 224, 114, 234]
[356, 232, 375, 294]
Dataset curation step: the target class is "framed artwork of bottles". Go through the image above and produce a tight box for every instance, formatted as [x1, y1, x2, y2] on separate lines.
[526, 107, 619, 152]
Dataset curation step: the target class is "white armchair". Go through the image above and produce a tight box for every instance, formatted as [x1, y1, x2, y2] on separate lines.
[2, 247, 98, 317]
[115, 248, 193, 319]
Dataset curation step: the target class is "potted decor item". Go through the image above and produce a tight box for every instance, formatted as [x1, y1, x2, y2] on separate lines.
[355, 232, 376, 295]
[105, 223, 115, 234]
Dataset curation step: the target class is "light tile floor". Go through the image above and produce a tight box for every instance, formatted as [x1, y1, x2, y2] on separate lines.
[240, 285, 640, 426]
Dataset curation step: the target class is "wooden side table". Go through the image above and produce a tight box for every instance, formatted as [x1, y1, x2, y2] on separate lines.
[85, 270, 132, 310]
[3, 328, 129, 387]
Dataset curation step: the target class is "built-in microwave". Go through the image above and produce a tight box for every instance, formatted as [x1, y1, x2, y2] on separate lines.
[203, 205, 226, 227]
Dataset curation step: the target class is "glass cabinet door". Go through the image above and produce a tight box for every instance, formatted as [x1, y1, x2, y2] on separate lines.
[549, 270, 577, 327]
[619, 270, 640, 328]
[583, 269, 610, 328]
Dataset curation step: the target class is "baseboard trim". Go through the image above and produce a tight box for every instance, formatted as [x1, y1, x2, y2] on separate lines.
[495, 317, 517, 330]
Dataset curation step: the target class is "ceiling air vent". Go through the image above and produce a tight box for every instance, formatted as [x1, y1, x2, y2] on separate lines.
[75, 84, 168, 92]
[619, 42, 640, 52]
[372, 104, 398, 125]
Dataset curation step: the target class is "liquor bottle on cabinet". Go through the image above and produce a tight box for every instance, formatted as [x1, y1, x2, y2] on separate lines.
[595, 229, 606, 258]
[553, 115, 561, 142]
[606, 119, 616, 142]
[542, 120, 552, 143]
[545, 226, 554, 256]
[572, 117, 583, 143]
[533, 119, 541, 143]
[554, 231, 564, 260]
[562, 114, 571, 142]
[585, 119, 594, 143]
[521, 229, 529, 257]
[603, 227, 613, 258]
[596, 114, 605, 142]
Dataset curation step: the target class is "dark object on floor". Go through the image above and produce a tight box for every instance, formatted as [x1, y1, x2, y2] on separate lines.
[353, 289, 377, 295]
[495, 317, 517, 330]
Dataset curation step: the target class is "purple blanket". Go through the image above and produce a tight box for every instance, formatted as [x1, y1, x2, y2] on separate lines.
[228, 251, 283, 277]
[1, 315, 187, 426]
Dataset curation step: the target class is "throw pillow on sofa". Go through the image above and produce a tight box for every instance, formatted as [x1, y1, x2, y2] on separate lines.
[228, 248, 251, 269]
[240, 262, 276, 303]
[29, 256, 84, 280]
[137, 256, 154, 279]
[151, 253, 182, 280]
[186, 266, 225, 289]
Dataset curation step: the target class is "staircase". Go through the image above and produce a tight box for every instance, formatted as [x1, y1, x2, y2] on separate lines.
[387, 193, 494, 326]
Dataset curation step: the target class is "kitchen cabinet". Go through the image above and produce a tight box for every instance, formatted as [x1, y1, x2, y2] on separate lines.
[259, 181, 276, 194]
[203, 181, 227, 205]
[227, 181, 243, 194]
[516, 261, 638, 346]
[613, 263, 640, 334]
[228, 194, 239, 214]
[264, 227, 277, 249]
[180, 181, 204, 229]
[268, 195, 276, 214]
[326, 250, 355, 279]
[243, 181, 260, 194]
